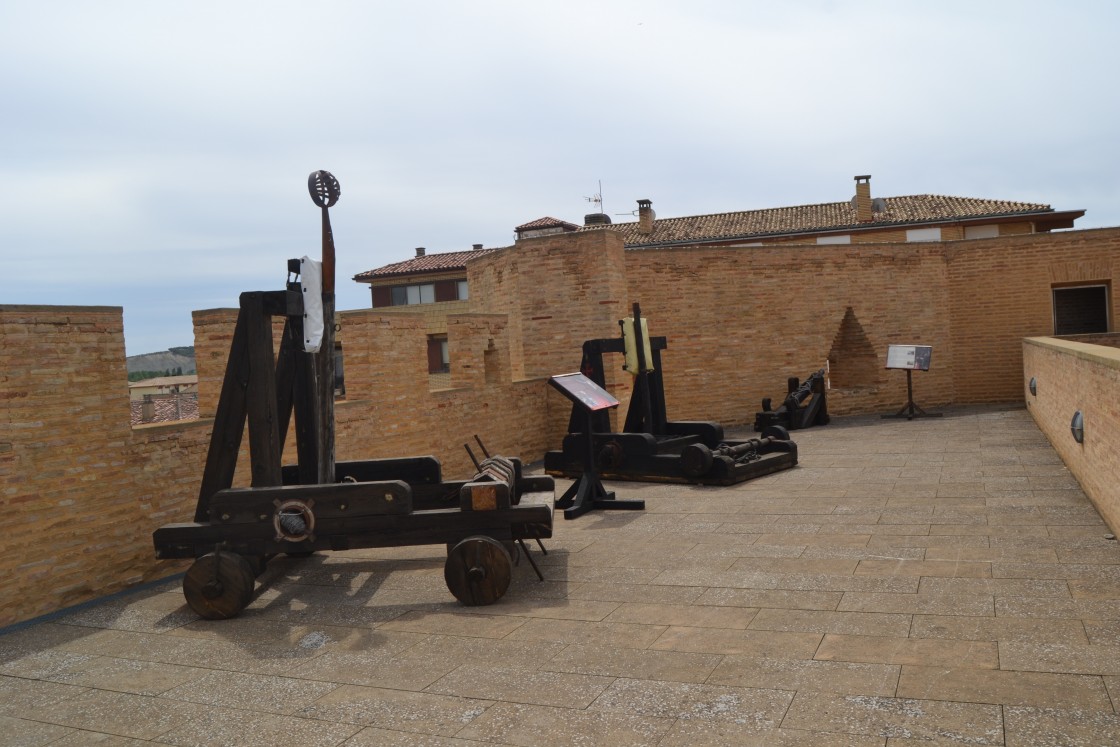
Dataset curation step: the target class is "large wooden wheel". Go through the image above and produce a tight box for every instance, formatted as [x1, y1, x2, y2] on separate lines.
[183, 551, 256, 620]
[444, 535, 512, 606]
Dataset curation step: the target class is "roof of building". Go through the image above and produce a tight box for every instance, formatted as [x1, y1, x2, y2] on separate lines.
[602, 194, 1074, 247]
[128, 374, 198, 389]
[130, 393, 200, 426]
[353, 247, 497, 281]
[353, 191, 1083, 279]
[515, 216, 580, 232]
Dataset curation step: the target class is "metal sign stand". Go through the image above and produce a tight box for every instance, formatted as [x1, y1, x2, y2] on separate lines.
[549, 373, 645, 520]
[882, 345, 942, 420]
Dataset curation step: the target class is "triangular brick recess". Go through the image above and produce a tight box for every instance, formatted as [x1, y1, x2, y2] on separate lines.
[827, 307, 881, 389]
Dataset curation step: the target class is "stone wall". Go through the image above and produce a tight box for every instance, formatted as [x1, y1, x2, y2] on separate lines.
[1023, 336, 1120, 534]
[622, 243, 953, 424]
[619, 228, 1120, 424]
[0, 306, 208, 626]
[2, 301, 568, 626]
[4, 225, 1120, 626]
[946, 229, 1120, 403]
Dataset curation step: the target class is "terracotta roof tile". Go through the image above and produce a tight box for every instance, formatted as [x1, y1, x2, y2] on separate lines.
[354, 193, 1070, 280]
[515, 216, 579, 231]
[353, 247, 497, 280]
[130, 394, 199, 426]
[599, 194, 1057, 246]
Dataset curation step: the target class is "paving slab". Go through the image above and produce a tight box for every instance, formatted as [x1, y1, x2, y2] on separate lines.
[4, 406, 1120, 745]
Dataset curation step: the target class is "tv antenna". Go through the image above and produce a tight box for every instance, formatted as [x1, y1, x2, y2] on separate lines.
[584, 180, 603, 213]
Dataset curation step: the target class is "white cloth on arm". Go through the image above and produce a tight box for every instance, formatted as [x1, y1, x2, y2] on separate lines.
[300, 257, 324, 353]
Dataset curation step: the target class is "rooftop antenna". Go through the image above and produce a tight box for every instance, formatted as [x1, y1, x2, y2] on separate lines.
[584, 180, 603, 214]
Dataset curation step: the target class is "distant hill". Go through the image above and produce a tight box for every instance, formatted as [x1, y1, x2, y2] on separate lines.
[127, 346, 196, 381]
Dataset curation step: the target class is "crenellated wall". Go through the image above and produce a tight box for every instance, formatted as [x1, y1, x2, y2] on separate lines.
[4, 225, 1120, 626]
[0, 306, 209, 626]
[1, 303, 566, 627]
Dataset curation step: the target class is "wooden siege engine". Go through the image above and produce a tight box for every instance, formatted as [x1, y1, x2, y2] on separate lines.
[153, 171, 554, 619]
[543, 303, 798, 486]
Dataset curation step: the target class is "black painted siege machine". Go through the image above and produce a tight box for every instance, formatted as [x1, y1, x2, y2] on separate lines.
[543, 304, 797, 486]
[153, 172, 554, 619]
[754, 368, 830, 432]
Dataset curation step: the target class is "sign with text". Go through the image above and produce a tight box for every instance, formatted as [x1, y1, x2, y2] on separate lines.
[885, 345, 932, 371]
[548, 373, 619, 412]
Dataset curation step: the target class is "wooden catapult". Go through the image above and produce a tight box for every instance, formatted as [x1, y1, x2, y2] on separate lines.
[153, 171, 554, 619]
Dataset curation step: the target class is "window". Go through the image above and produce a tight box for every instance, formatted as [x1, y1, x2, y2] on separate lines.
[405, 284, 435, 305]
[1053, 284, 1110, 335]
[373, 279, 468, 308]
[427, 335, 449, 374]
[964, 224, 999, 239]
[817, 235, 851, 245]
[906, 227, 942, 242]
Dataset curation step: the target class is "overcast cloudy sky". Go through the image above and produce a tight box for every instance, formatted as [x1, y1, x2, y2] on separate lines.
[3, 1, 1118, 355]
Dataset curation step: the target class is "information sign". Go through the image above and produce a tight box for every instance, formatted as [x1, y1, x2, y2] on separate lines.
[885, 345, 932, 371]
[548, 373, 620, 412]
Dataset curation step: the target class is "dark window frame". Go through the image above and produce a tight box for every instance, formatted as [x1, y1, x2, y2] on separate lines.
[427, 334, 450, 374]
[1052, 282, 1111, 335]
[372, 278, 468, 308]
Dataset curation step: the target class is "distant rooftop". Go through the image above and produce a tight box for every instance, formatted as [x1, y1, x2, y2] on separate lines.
[605, 194, 1082, 248]
[128, 374, 197, 389]
[353, 179, 1084, 279]
[354, 246, 496, 281]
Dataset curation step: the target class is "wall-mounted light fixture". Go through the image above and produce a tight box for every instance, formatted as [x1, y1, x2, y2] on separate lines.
[1029, 377, 1037, 396]
[1071, 411, 1085, 444]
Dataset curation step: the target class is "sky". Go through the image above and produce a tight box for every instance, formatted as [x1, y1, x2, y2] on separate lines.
[3, 1, 1119, 356]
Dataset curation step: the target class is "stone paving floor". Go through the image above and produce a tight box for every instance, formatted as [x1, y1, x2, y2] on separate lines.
[3, 406, 1120, 746]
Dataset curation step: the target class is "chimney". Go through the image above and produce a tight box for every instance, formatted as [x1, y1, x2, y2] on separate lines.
[853, 175, 872, 222]
[472, 243, 483, 251]
[637, 199, 655, 235]
[584, 212, 612, 226]
[415, 247, 426, 257]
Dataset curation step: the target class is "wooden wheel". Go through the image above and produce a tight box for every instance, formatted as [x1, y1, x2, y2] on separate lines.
[444, 536, 512, 606]
[183, 551, 256, 620]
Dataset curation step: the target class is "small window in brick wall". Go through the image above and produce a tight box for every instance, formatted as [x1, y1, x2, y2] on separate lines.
[371, 279, 468, 308]
[906, 227, 942, 242]
[427, 334, 450, 374]
[1053, 283, 1110, 335]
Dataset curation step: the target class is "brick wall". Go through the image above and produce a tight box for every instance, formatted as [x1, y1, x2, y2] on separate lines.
[5, 225, 1120, 626]
[2, 300, 569, 626]
[1023, 336, 1120, 534]
[616, 228, 1120, 424]
[946, 229, 1120, 403]
[190, 307, 565, 491]
[622, 243, 954, 423]
[0, 306, 207, 626]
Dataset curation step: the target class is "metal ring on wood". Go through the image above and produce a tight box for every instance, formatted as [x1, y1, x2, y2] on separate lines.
[274, 499, 316, 542]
